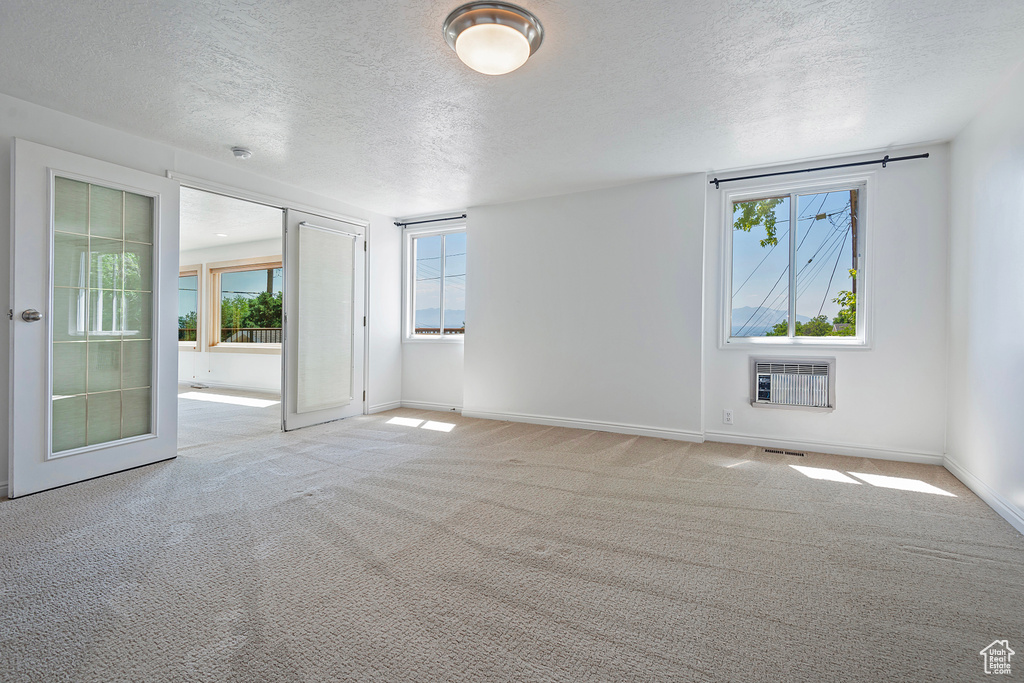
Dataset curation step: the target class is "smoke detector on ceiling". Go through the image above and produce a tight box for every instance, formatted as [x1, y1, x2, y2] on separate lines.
[231, 146, 252, 160]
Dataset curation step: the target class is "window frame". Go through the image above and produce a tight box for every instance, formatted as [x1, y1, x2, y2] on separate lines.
[402, 222, 467, 343]
[720, 172, 874, 349]
[208, 257, 283, 354]
[178, 265, 201, 351]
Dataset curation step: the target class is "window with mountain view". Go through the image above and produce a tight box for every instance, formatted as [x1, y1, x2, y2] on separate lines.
[730, 185, 862, 341]
[214, 264, 283, 344]
[411, 230, 466, 337]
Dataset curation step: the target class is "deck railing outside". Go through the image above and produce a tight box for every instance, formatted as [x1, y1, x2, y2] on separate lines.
[178, 327, 283, 343]
[221, 327, 282, 343]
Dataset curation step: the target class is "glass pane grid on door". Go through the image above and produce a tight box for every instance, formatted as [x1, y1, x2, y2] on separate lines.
[51, 177, 154, 454]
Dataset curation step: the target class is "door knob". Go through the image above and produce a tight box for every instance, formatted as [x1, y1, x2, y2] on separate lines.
[21, 309, 42, 322]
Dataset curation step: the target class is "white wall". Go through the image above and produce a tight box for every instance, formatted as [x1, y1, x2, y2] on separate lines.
[703, 145, 950, 463]
[401, 342, 464, 411]
[462, 175, 707, 439]
[0, 92, 401, 492]
[945, 64, 1024, 533]
[179, 238, 283, 393]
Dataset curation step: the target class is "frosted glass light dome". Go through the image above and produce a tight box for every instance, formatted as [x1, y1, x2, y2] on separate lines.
[455, 23, 531, 75]
[443, 2, 544, 76]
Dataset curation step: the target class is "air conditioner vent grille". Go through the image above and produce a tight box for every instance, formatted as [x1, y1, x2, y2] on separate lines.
[755, 362, 829, 376]
[752, 358, 834, 409]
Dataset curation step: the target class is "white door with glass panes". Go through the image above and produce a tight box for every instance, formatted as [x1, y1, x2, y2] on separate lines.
[281, 209, 366, 431]
[9, 140, 179, 498]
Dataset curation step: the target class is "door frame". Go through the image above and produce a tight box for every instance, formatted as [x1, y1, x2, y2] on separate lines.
[167, 173, 371, 416]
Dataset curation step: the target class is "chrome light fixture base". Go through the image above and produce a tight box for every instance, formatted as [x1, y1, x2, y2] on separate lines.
[443, 2, 544, 65]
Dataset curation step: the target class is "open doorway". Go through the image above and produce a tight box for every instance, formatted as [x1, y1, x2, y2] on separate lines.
[177, 188, 284, 440]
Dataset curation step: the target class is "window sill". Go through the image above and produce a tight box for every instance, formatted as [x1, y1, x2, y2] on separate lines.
[178, 343, 198, 352]
[403, 336, 465, 344]
[722, 336, 870, 351]
[208, 343, 282, 355]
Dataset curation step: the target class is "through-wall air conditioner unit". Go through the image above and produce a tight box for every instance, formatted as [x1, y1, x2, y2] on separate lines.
[750, 357, 835, 411]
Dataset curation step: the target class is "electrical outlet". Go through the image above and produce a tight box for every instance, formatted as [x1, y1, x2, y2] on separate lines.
[723, 409, 734, 425]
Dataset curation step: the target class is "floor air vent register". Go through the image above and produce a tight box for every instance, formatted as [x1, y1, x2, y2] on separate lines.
[763, 448, 805, 456]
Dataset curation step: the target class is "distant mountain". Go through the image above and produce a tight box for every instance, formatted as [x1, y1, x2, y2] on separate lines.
[731, 307, 811, 337]
[414, 308, 466, 329]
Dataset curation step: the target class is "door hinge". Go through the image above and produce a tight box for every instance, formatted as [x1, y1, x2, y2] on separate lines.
[364, 241, 367, 252]
[362, 390, 366, 401]
[363, 316, 366, 326]
[7, 309, 12, 321]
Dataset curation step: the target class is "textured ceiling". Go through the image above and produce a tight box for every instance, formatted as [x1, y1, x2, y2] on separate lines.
[180, 188, 282, 252]
[2, 0, 1023, 217]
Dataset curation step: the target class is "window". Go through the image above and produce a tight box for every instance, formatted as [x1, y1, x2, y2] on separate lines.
[405, 227, 466, 339]
[725, 180, 866, 344]
[178, 269, 199, 343]
[211, 262, 283, 345]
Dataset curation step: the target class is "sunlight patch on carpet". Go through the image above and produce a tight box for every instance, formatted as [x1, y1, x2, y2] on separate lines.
[790, 465, 862, 484]
[387, 417, 424, 427]
[422, 421, 456, 432]
[387, 417, 456, 432]
[848, 472, 957, 497]
[179, 392, 280, 408]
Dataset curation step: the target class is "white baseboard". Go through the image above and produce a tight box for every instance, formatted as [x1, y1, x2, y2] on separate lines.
[944, 456, 1024, 536]
[704, 431, 944, 465]
[401, 400, 463, 413]
[462, 409, 704, 443]
[368, 401, 402, 414]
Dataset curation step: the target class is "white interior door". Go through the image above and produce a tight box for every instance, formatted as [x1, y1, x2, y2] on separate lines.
[282, 209, 366, 431]
[9, 139, 179, 498]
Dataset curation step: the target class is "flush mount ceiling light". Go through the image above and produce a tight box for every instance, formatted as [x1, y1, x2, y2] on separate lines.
[443, 2, 543, 75]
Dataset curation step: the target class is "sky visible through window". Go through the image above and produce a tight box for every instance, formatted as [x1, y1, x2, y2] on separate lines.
[732, 191, 857, 337]
[178, 276, 198, 319]
[221, 268, 283, 299]
[415, 232, 466, 334]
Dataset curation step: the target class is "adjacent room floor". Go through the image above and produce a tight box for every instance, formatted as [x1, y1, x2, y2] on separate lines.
[177, 384, 283, 450]
[1, 393, 1022, 681]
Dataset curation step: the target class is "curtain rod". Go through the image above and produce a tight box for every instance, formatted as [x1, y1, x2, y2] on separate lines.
[709, 153, 929, 189]
[394, 213, 467, 227]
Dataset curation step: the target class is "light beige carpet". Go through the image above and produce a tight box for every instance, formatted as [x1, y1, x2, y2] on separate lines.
[1, 389, 1022, 682]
